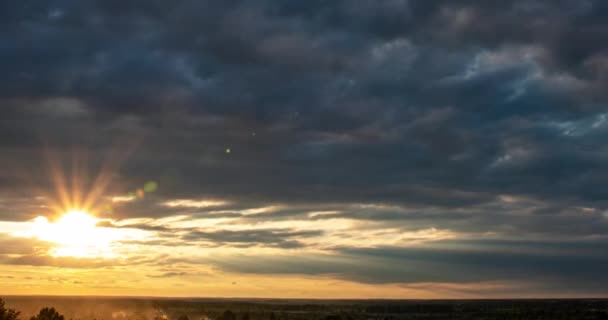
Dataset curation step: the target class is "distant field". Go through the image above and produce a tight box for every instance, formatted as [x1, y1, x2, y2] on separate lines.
[2, 297, 608, 320]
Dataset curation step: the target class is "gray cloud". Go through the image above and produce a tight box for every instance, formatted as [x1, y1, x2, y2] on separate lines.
[206, 237, 608, 294]
[0, 234, 53, 255]
[182, 228, 323, 248]
[146, 272, 188, 278]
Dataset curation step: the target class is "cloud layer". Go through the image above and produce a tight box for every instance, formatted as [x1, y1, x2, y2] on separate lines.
[1, 0, 608, 298]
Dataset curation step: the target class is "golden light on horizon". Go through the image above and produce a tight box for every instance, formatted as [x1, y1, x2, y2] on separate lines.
[30, 209, 120, 258]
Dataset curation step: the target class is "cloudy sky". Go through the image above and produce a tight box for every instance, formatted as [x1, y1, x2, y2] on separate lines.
[1, 0, 608, 298]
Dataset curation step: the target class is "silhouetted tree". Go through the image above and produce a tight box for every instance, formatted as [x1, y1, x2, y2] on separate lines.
[220, 310, 235, 320]
[29, 308, 64, 320]
[240, 312, 249, 320]
[0, 299, 20, 320]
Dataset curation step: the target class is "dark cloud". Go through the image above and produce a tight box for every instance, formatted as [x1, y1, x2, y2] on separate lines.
[182, 228, 322, 248]
[146, 272, 188, 278]
[0, 254, 117, 268]
[96, 220, 174, 232]
[0, 234, 53, 255]
[206, 237, 608, 294]
[2, 0, 608, 208]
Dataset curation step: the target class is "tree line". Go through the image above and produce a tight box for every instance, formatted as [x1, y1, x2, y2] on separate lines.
[1, 300, 247, 320]
[1, 299, 64, 320]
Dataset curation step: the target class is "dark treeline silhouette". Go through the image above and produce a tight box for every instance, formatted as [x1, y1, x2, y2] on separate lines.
[3, 297, 608, 320]
[29, 308, 64, 320]
[0, 299, 20, 320]
[1, 300, 64, 320]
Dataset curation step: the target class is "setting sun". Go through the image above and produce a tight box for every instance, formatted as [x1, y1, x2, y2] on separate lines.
[30, 210, 118, 258]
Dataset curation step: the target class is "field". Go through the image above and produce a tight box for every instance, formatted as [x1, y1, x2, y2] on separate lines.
[3, 297, 608, 320]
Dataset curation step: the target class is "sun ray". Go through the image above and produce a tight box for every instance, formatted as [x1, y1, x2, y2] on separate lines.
[82, 137, 141, 212]
[46, 148, 73, 213]
[15, 137, 147, 259]
[70, 149, 86, 212]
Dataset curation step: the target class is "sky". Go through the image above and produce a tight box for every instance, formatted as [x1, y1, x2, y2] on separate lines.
[1, 0, 608, 299]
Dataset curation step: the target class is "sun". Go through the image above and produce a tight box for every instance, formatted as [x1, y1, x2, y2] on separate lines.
[31, 209, 118, 258]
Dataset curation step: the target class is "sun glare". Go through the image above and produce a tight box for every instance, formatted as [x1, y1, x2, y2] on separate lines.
[31, 210, 118, 258]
